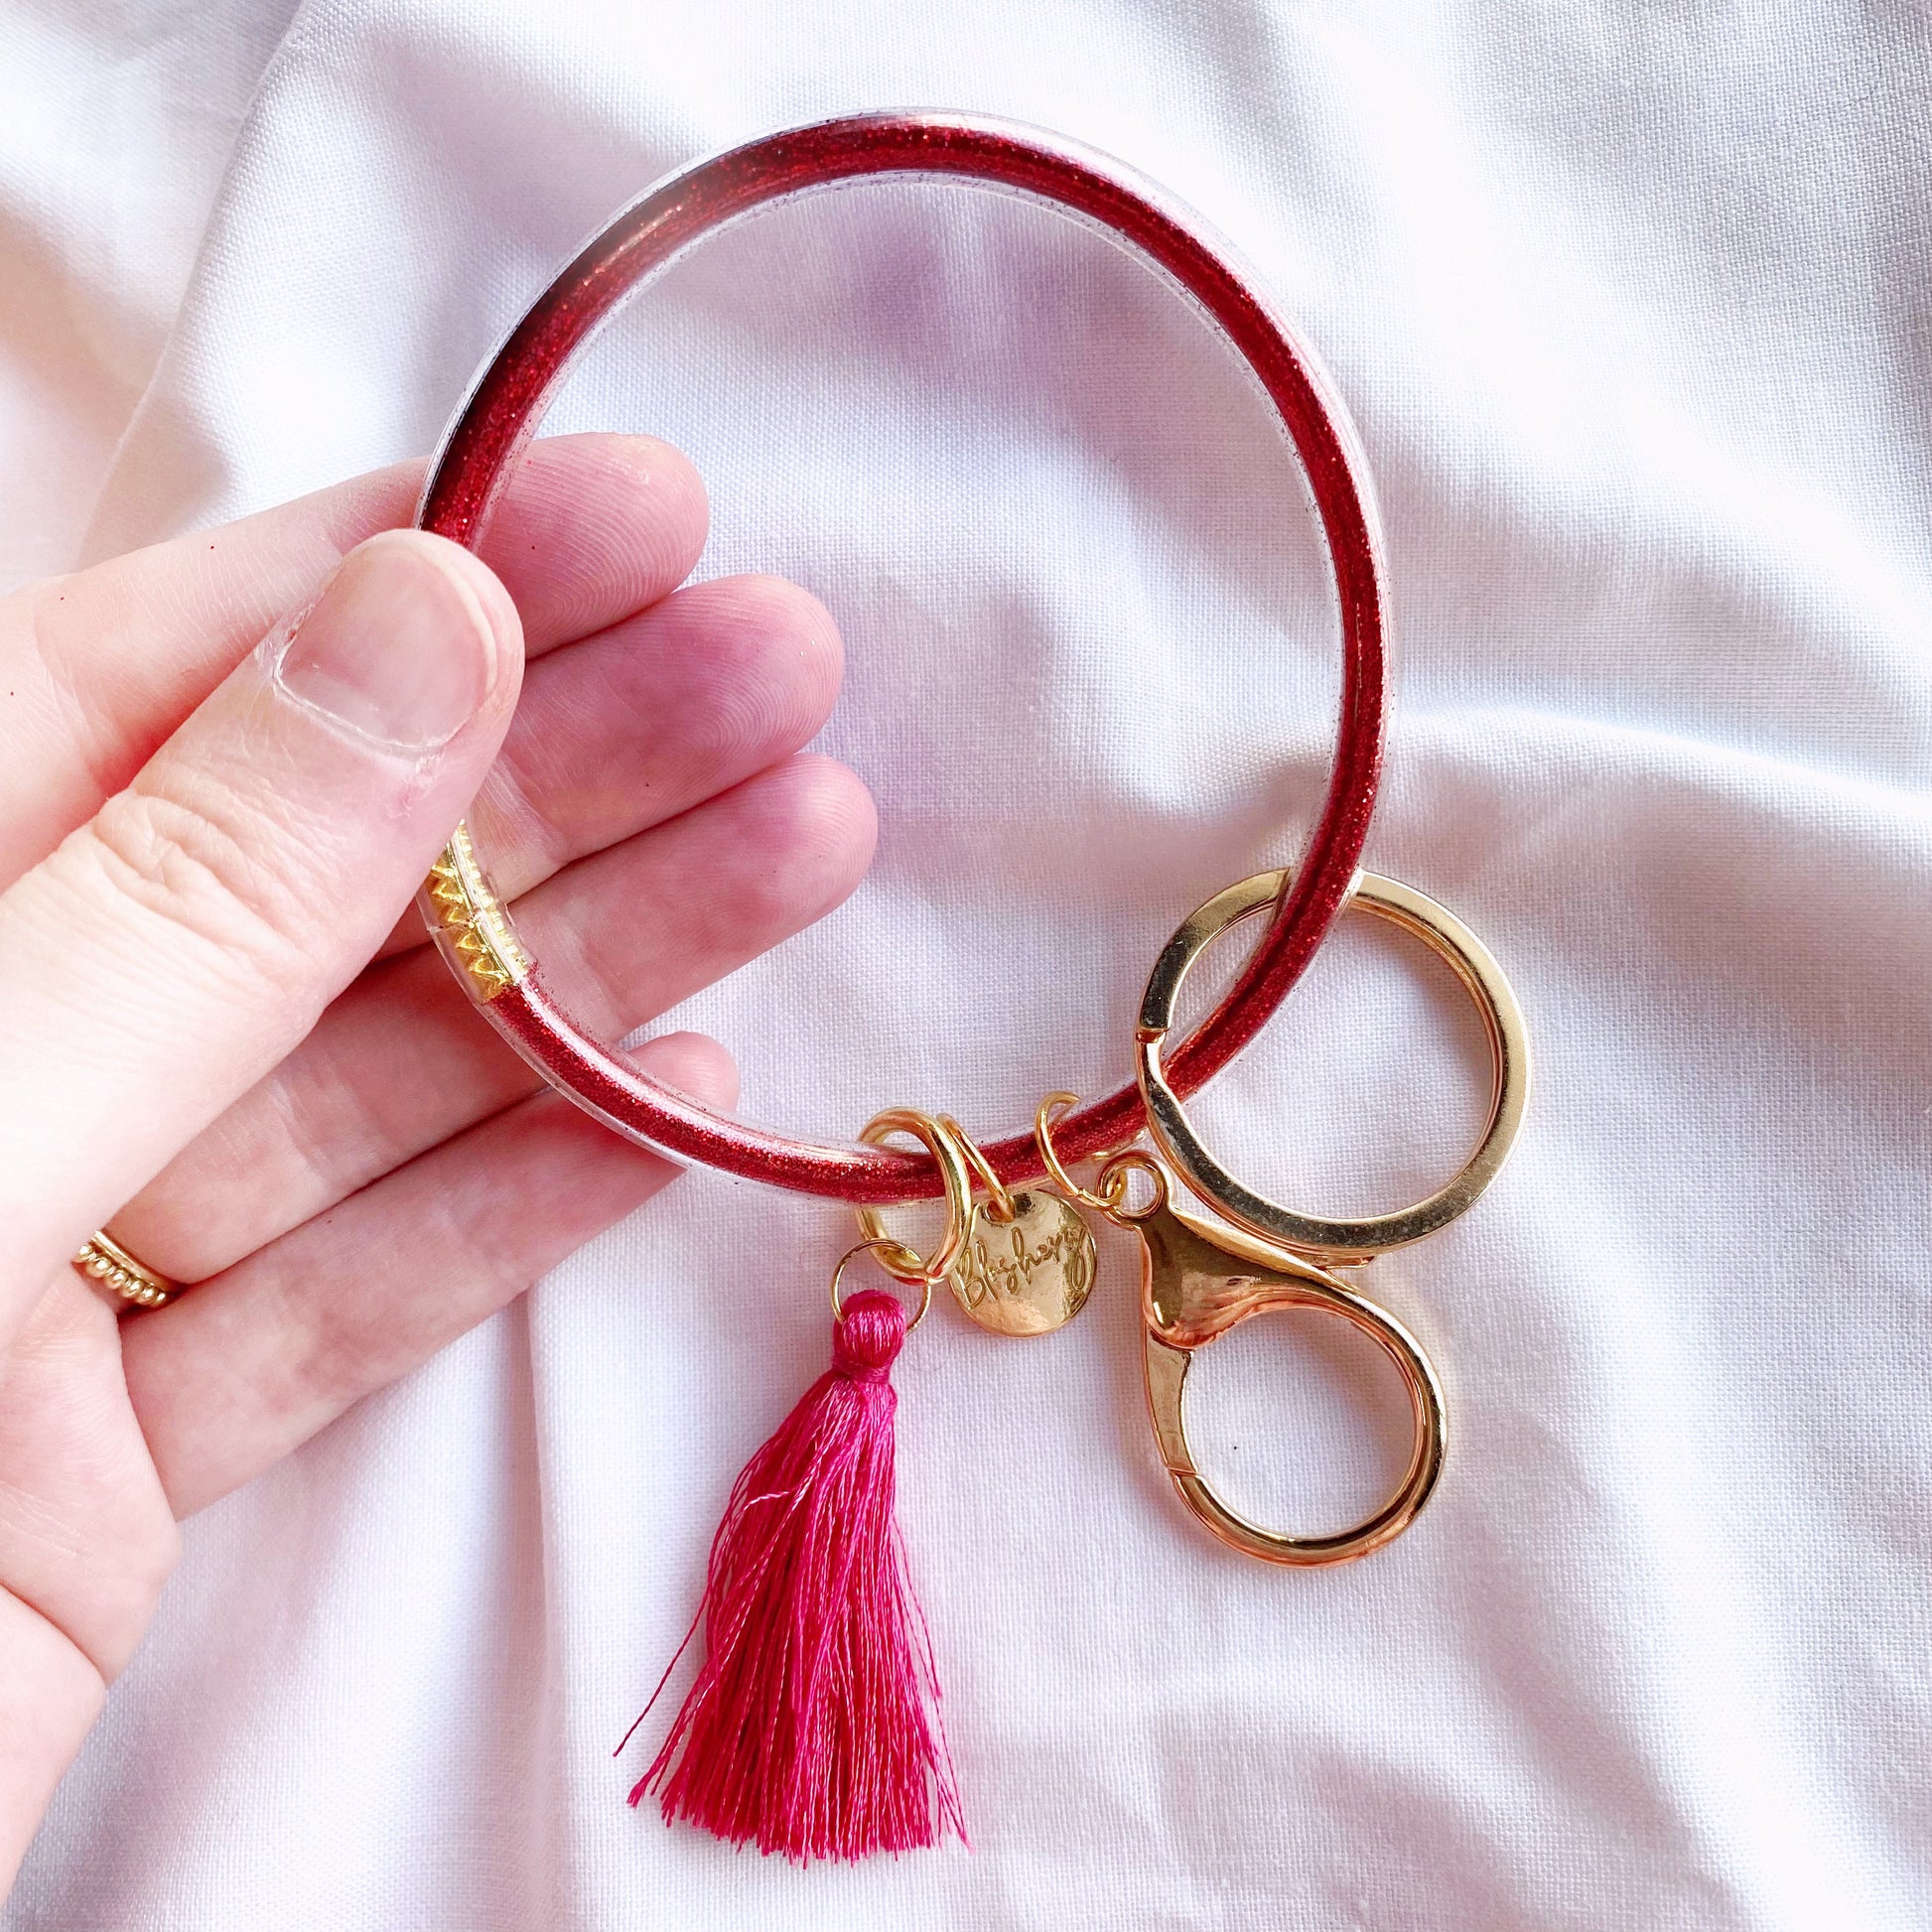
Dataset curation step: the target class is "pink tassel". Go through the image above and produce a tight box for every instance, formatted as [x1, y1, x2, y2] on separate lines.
[623, 1288, 965, 1861]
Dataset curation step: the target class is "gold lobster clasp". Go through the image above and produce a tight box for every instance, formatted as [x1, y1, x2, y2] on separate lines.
[1132, 1190, 1446, 1568]
[1113, 864, 1527, 1567]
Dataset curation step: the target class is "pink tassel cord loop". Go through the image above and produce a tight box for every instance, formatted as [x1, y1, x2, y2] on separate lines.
[626, 1289, 965, 1861]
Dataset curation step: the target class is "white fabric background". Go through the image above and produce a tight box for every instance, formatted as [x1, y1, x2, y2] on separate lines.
[4, 3, 1930, 1926]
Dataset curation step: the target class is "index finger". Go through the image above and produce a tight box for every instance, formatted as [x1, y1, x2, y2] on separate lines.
[0, 433, 707, 890]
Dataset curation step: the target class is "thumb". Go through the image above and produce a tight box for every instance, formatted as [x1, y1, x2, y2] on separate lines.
[0, 529, 522, 1328]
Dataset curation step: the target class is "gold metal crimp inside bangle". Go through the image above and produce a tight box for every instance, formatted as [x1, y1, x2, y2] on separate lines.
[423, 821, 531, 1001]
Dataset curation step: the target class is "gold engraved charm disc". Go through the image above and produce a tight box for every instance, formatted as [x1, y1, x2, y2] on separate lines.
[947, 1191, 1097, 1336]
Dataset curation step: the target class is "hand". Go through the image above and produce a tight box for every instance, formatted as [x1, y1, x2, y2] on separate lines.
[0, 435, 875, 1890]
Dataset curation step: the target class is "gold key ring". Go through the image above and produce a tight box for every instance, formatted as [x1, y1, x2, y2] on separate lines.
[1136, 869, 1530, 1260]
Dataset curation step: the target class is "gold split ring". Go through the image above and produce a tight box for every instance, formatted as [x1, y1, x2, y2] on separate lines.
[851, 1108, 976, 1286]
[72, 1230, 180, 1311]
[1137, 868, 1530, 1260]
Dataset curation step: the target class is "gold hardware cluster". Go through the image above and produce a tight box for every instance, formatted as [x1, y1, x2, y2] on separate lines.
[854, 866, 1528, 1571]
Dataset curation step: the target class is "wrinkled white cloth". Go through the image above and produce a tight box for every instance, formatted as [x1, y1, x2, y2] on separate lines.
[4, 3, 1930, 1927]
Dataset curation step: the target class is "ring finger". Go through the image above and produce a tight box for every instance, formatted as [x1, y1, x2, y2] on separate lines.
[120, 1031, 739, 1517]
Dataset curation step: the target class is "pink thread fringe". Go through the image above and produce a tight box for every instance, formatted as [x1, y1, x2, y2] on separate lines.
[625, 1289, 965, 1861]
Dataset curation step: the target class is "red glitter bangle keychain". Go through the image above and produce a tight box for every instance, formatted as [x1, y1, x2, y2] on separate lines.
[413, 108, 1387, 1201]
[407, 112, 1534, 1866]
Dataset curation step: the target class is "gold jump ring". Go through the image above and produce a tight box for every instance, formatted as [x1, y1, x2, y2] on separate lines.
[936, 1114, 1017, 1223]
[1095, 1150, 1170, 1223]
[1034, 1092, 1133, 1216]
[829, 1239, 935, 1330]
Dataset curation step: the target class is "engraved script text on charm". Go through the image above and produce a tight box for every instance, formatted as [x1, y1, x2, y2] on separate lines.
[948, 1191, 1097, 1337]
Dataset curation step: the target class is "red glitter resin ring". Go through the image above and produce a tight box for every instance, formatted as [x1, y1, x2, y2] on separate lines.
[416, 109, 1386, 1203]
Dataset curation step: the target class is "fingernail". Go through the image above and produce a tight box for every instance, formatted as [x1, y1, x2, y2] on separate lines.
[271, 531, 507, 754]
